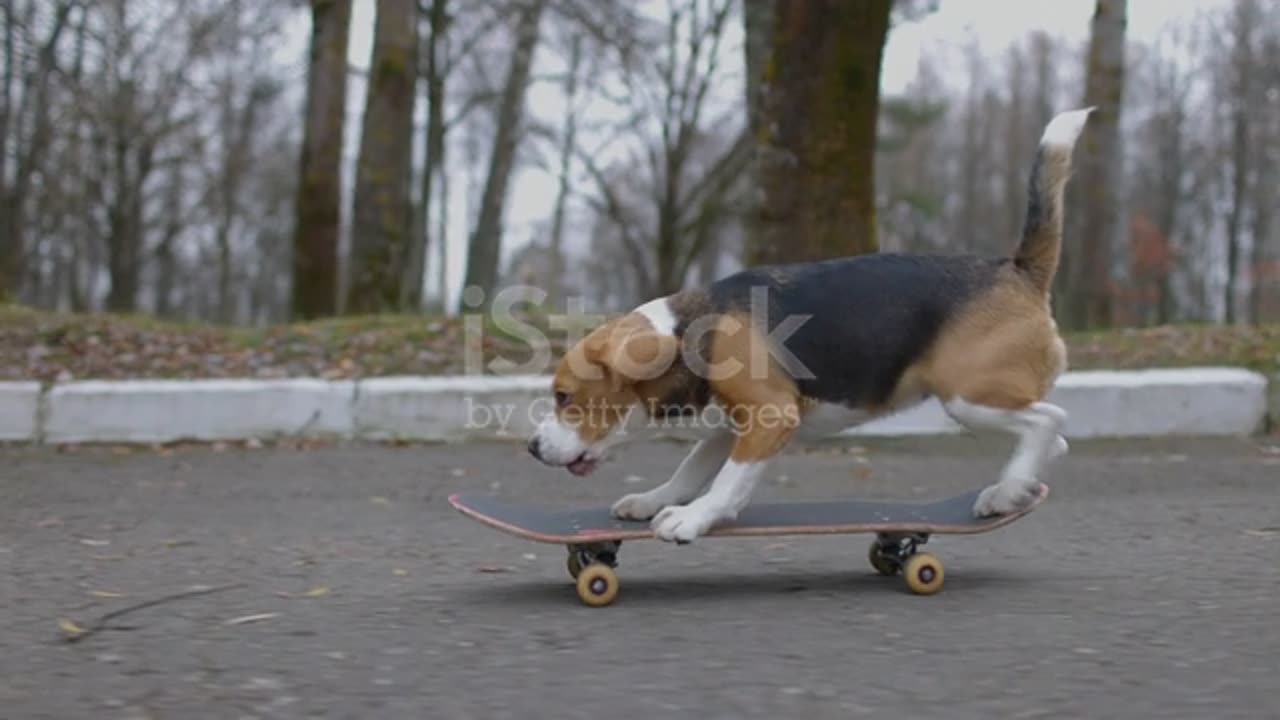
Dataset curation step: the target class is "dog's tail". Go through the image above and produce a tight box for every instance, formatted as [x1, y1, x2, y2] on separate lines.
[1014, 107, 1095, 293]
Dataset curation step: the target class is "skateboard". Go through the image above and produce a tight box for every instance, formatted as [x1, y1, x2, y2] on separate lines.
[448, 483, 1049, 607]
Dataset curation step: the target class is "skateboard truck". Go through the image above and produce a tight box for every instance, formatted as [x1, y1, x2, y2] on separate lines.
[868, 532, 943, 594]
[565, 541, 623, 607]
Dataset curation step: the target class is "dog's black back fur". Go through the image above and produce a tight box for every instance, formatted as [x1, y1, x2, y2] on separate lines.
[703, 253, 1007, 407]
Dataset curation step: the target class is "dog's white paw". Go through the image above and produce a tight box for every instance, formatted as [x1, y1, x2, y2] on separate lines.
[610, 491, 670, 521]
[650, 503, 719, 543]
[973, 481, 1040, 518]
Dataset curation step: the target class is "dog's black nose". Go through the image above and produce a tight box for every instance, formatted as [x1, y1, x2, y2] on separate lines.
[527, 437, 541, 458]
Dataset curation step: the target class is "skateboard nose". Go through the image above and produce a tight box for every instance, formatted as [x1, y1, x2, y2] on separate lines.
[527, 436, 541, 459]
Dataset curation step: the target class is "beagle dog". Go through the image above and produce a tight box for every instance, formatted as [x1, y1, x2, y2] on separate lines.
[528, 107, 1093, 543]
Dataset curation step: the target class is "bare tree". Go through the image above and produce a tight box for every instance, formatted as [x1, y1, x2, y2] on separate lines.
[1250, 13, 1280, 321]
[0, 0, 78, 300]
[204, 0, 288, 322]
[407, 0, 506, 311]
[577, 0, 749, 301]
[544, 31, 582, 307]
[291, 0, 352, 319]
[462, 0, 548, 309]
[348, 0, 418, 313]
[405, 0, 450, 311]
[1218, 0, 1263, 324]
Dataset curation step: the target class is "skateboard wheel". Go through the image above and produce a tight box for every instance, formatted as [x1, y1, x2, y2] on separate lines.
[575, 564, 619, 607]
[868, 541, 899, 576]
[566, 553, 583, 580]
[902, 552, 944, 595]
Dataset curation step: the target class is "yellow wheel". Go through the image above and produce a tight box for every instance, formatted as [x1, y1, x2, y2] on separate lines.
[868, 541, 899, 576]
[902, 552, 945, 595]
[575, 564, 619, 607]
[566, 553, 583, 580]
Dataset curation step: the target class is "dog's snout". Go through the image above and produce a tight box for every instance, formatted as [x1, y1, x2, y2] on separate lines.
[527, 436, 541, 459]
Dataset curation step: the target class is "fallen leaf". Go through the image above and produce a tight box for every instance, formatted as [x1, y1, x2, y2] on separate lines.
[89, 590, 125, 598]
[223, 612, 279, 626]
[476, 565, 513, 574]
[58, 619, 87, 638]
[1244, 527, 1280, 538]
[302, 586, 330, 597]
[79, 538, 110, 547]
[392, 568, 409, 576]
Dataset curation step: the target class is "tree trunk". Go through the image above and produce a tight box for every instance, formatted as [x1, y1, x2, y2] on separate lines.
[1223, 0, 1260, 325]
[290, 0, 352, 319]
[215, 77, 264, 323]
[546, 33, 581, 309]
[405, 0, 448, 310]
[1, 0, 74, 300]
[347, 0, 418, 313]
[1067, 0, 1127, 329]
[746, 0, 891, 266]
[1004, 43, 1028, 244]
[462, 0, 546, 308]
[0, 0, 16, 299]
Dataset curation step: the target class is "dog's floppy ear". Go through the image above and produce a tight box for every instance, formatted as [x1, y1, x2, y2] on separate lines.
[585, 320, 679, 392]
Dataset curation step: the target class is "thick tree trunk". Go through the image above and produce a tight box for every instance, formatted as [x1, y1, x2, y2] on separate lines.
[746, 0, 891, 266]
[1065, 0, 1127, 329]
[290, 0, 352, 319]
[348, 0, 418, 313]
[462, 0, 546, 308]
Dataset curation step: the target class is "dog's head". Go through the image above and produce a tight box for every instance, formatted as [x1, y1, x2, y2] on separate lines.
[528, 313, 679, 475]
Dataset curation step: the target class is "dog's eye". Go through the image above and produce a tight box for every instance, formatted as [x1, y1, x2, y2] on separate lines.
[554, 391, 570, 408]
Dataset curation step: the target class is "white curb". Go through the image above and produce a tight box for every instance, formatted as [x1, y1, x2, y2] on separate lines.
[0, 367, 1268, 445]
[846, 367, 1270, 439]
[0, 382, 40, 441]
[42, 379, 356, 444]
[354, 375, 548, 442]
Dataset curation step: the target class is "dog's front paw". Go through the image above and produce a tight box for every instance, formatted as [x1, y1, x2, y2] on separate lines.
[972, 481, 1039, 518]
[610, 491, 669, 521]
[650, 503, 719, 543]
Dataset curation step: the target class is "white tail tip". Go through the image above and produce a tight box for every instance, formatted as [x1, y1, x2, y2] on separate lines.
[1040, 107, 1096, 148]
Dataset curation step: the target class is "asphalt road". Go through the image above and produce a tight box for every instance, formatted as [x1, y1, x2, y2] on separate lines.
[2, 435, 1278, 719]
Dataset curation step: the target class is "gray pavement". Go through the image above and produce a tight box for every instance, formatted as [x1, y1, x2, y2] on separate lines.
[1, 435, 1278, 719]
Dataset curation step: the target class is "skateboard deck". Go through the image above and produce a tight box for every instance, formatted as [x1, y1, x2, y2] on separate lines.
[447, 483, 1048, 544]
[448, 484, 1049, 606]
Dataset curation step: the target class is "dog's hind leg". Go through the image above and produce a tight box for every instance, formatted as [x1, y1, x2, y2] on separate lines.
[944, 397, 1066, 517]
[611, 431, 734, 521]
[926, 307, 1070, 517]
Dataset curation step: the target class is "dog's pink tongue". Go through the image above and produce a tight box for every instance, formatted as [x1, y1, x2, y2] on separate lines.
[567, 457, 597, 476]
